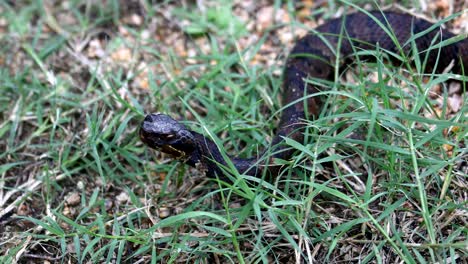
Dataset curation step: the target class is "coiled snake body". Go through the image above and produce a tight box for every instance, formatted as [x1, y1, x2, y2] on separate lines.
[140, 11, 467, 178]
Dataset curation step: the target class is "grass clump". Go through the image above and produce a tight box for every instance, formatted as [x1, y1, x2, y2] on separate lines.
[0, 1, 466, 263]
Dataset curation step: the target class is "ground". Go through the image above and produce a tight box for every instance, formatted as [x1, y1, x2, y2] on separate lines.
[0, 0, 467, 263]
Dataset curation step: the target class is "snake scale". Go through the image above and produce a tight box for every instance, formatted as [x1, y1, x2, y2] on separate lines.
[140, 11, 468, 179]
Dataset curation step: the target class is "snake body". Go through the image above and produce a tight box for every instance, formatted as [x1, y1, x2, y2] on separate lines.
[140, 11, 467, 178]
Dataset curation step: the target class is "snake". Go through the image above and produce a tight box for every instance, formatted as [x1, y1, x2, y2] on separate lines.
[140, 11, 467, 178]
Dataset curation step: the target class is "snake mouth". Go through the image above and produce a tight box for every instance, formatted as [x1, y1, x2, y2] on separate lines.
[140, 133, 183, 158]
[160, 144, 186, 159]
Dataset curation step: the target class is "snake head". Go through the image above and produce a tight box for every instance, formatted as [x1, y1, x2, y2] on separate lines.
[140, 114, 198, 159]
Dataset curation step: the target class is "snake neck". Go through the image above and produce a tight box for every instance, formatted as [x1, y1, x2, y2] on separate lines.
[189, 131, 265, 177]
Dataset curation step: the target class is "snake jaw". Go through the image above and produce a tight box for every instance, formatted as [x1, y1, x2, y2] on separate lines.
[160, 144, 186, 159]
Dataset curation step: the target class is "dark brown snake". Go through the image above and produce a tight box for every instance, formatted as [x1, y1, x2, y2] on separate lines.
[140, 11, 468, 179]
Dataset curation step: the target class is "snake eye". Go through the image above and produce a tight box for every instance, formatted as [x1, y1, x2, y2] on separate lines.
[161, 134, 175, 141]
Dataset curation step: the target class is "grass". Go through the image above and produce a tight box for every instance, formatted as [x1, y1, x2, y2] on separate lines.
[0, 1, 467, 263]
